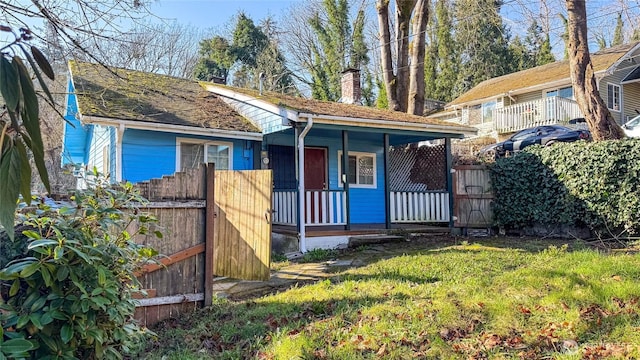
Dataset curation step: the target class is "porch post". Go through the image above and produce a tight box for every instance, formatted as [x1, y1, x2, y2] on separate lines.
[294, 126, 301, 234]
[342, 130, 351, 230]
[384, 134, 391, 229]
[445, 137, 454, 229]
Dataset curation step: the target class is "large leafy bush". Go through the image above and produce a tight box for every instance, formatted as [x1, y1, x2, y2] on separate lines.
[0, 178, 159, 359]
[490, 139, 640, 236]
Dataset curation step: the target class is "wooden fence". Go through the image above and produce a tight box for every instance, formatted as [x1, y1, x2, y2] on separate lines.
[453, 165, 493, 228]
[132, 165, 272, 327]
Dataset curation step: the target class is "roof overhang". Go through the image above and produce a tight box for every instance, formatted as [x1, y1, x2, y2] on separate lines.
[605, 42, 640, 75]
[201, 83, 299, 121]
[82, 115, 263, 141]
[296, 113, 476, 137]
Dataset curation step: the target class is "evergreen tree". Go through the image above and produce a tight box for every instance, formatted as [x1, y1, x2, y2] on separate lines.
[454, 0, 512, 94]
[433, 0, 458, 102]
[612, 12, 624, 46]
[193, 36, 235, 83]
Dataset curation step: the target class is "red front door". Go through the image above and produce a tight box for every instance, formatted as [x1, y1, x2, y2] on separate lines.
[304, 148, 327, 190]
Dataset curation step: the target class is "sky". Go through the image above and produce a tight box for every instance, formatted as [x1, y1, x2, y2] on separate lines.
[148, 0, 301, 32]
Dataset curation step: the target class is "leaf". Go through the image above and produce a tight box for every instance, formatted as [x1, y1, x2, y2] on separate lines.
[9, 279, 20, 296]
[30, 46, 54, 80]
[20, 262, 40, 278]
[15, 56, 50, 193]
[27, 239, 58, 249]
[0, 145, 22, 241]
[21, 230, 41, 239]
[60, 324, 73, 344]
[0, 338, 35, 354]
[0, 56, 20, 112]
[14, 140, 31, 204]
[19, 44, 55, 106]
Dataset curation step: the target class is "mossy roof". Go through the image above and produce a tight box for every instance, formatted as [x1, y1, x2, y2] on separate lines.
[205, 84, 475, 130]
[68, 61, 260, 133]
[448, 42, 639, 107]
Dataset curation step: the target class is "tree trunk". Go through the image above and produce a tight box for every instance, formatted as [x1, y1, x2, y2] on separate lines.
[394, 0, 417, 113]
[407, 0, 429, 115]
[376, 0, 400, 111]
[566, 0, 624, 140]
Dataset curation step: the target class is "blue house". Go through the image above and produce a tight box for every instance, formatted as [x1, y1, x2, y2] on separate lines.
[62, 62, 476, 251]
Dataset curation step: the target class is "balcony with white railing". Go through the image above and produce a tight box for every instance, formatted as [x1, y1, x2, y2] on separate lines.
[494, 96, 583, 133]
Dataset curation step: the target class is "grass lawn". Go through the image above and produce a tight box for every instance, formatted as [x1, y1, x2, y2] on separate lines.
[133, 237, 640, 359]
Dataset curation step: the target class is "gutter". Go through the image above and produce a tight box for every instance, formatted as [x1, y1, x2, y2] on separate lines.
[297, 116, 313, 253]
[83, 116, 263, 141]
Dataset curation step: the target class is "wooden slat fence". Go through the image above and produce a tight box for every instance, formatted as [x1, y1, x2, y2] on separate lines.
[453, 165, 493, 228]
[131, 165, 273, 327]
[132, 166, 207, 327]
[390, 191, 449, 223]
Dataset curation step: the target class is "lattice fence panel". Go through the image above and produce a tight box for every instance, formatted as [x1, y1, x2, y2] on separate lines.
[389, 144, 447, 192]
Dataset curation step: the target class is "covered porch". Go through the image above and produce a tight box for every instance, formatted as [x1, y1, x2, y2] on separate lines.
[263, 115, 471, 251]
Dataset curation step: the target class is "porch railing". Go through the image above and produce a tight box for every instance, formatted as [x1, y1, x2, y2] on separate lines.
[272, 190, 347, 226]
[390, 191, 450, 223]
[494, 96, 583, 133]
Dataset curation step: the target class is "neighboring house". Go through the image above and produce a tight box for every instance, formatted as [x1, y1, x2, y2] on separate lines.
[430, 42, 640, 136]
[62, 62, 476, 251]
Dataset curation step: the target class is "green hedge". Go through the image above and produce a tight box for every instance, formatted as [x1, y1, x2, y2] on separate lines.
[489, 139, 640, 236]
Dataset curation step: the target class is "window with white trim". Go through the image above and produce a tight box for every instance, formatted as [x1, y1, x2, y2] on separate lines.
[607, 83, 621, 111]
[482, 100, 496, 123]
[338, 151, 376, 188]
[176, 138, 232, 171]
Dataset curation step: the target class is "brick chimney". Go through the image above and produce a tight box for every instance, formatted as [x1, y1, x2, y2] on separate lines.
[341, 68, 361, 105]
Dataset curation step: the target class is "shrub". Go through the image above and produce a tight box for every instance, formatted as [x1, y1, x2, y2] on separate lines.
[0, 177, 159, 359]
[489, 139, 640, 236]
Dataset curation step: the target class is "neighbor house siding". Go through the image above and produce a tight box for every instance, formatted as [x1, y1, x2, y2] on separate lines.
[304, 134, 385, 225]
[221, 97, 291, 134]
[121, 129, 255, 183]
[61, 79, 89, 166]
[623, 83, 640, 123]
[516, 91, 543, 104]
[600, 70, 630, 124]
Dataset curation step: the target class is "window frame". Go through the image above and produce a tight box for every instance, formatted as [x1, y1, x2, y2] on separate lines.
[481, 100, 497, 123]
[337, 151, 377, 189]
[607, 83, 621, 112]
[175, 137, 233, 172]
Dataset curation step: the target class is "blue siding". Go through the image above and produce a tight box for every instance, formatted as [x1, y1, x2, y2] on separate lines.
[61, 79, 89, 166]
[304, 134, 385, 225]
[121, 129, 255, 183]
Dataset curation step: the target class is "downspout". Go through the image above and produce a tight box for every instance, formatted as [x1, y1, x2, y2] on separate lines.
[116, 123, 125, 182]
[297, 116, 313, 253]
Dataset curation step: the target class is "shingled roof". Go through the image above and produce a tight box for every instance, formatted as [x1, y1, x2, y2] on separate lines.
[205, 83, 475, 130]
[448, 42, 639, 107]
[68, 61, 260, 133]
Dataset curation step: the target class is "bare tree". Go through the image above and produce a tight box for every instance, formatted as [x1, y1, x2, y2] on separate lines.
[565, 0, 624, 140]
[377, 0, 430, 114]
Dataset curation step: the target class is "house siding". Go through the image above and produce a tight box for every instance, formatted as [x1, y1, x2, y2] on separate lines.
[86, 124, 112, 177]
[61, 79, 89, 166]
[220, 97, 292, 134]
[623, 83, 640, 122]
[304, 134, 385, 225]
[121, 128, 255, 183]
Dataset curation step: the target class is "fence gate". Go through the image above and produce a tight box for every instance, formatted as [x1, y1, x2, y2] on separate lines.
[212, 169, 272, 281]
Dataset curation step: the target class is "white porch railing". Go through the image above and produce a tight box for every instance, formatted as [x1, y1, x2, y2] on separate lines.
[494, 96, 583, 133]
[272, 190, 347, 226]
[390, 191, 450, 223]
[272, 190, 297, 225]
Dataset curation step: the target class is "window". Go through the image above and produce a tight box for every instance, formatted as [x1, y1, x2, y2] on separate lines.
[338, 151, 376, 188]
[482, 100, 496, 123]
[176, 138, 232, 171]
[546, 86, 574, 99]
[607, 84, 621, 111]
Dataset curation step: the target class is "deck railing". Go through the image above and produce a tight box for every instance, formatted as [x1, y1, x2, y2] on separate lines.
[272, 190, 347, 226]
[494, 96, 583, 133]
[390, 191, 450, 223]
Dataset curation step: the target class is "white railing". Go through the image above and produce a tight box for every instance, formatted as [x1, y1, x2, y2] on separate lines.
[494, 96, 583, 133]
[272, 190, 297, 225]
[305, 190, 346, 225]
[272, 190, 347, 226]
[390, 191, 450, 223]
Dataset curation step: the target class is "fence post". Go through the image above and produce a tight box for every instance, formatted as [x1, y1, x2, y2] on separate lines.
[204, 163, 215, 307]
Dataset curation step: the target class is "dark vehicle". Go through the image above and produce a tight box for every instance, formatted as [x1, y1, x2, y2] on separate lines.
[479, 124, 591, 158]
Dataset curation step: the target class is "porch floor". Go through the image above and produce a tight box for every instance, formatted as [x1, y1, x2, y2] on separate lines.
[272, 223, 450, 237]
